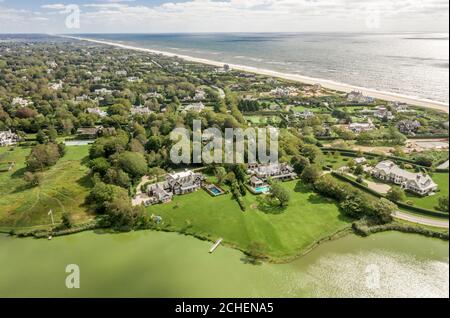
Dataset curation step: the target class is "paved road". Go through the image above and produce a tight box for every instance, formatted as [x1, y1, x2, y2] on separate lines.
[393, 211, 449, 229]
[437, 160, 449, 170]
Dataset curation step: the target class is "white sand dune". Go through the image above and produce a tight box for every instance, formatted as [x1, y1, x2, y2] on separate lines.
[61, 35, 449, 114]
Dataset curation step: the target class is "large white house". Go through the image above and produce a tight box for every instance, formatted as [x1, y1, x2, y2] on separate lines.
[346, 91, 374, 104]
[371, 160, 438, 196]
[0, 130, 19, 147]
[349, 119, 375, 134]
[247, 163, 297, 182]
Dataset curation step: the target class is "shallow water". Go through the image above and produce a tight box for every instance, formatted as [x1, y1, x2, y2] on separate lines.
[0, 230, 448, 298]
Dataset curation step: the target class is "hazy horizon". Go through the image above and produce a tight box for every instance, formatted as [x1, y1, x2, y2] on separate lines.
[0, 1, 448, 34]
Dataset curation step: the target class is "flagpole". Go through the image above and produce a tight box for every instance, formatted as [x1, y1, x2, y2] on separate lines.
[48, 209, 55, 226]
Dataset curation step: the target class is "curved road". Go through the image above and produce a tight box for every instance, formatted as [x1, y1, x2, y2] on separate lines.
[393, 211, 449, 229]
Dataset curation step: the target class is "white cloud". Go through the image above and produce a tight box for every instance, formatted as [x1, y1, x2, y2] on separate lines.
[2, 0, 449, 33]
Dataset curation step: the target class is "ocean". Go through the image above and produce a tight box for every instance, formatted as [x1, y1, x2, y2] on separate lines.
[80, 32, 449, 104]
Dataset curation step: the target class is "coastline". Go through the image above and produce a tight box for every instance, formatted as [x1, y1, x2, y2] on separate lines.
[61, 35, 449, 114]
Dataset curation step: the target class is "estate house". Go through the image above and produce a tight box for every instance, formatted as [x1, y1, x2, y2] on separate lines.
[247, 163, 297, 182]
[146, 170, 204, 204]
[371, 160, 438, 196]
[0, 130, 20, 147]
[349, 119, 375, 134]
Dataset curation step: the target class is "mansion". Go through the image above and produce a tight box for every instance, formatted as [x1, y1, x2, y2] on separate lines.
[371, 160, 438, 196]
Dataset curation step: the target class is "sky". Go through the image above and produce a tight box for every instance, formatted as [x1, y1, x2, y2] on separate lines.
[0, 0, 448, 33]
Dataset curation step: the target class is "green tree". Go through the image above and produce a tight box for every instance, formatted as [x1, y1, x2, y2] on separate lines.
[301, 144, 322, 163]
[340, 192, 371, 219]
[214, 166, 227, 185]
[386, 187, 406, 202]
[300, 164, 322, 184]
[270, 182, 290, 207]
[26, 143, 61, 171]
[371, 198, 396, 224]
[291, 155, 310, 174]
[438, 196, 449, 212]
[23, 171, 43, 187]
[118, 151, 148, 179]
[61, 213, 73, 229]
[354, 164, 364, 175]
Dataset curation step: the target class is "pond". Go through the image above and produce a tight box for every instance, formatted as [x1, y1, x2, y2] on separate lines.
[0, 230, 448, 297]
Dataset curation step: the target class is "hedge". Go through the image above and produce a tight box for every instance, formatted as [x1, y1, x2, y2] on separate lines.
[352, 221, 449, 240]
[322, 147, 431, 169]
[407, 134, 449, 139]
[331, 172, 449, 218]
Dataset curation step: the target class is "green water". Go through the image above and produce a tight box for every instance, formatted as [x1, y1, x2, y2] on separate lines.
[0, 230, 448, 298]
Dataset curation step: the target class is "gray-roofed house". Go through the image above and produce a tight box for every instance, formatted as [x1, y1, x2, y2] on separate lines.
[166, 170, 204, 195]
[247, 163, 297, 182]
[371, 160, 438, 196]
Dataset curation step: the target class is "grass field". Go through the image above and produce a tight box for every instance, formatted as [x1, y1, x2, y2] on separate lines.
[244, 115, 282, 125]
[0, 145, 94, 228]
[404, 172, 449, 211]
[147, 180, 352, 260]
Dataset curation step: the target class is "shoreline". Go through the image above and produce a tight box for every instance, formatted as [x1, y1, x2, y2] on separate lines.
[61, 35, 449, 114]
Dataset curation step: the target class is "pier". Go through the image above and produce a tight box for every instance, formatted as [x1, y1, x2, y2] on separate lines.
[209, 238, 223, 253]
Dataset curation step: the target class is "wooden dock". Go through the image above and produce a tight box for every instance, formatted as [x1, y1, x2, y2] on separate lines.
[209, 238, 223, 253]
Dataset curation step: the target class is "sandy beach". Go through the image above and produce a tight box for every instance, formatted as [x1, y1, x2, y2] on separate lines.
[63, 35, 449, 114]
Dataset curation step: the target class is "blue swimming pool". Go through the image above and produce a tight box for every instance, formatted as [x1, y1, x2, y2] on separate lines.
[210, 187, 222, 196]
[255, 186, 270, 193]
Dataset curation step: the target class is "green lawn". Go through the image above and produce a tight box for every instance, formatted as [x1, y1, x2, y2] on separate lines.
[404, 172, 449, 211]
[244, 115, 281, 125]
[0, 145, 94, 228]
[324, 154, 351, 170]
[147, 180, 351, 260]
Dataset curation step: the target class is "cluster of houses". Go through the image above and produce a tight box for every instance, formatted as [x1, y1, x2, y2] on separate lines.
[0, 130, 20, 147]
[270, 87, 298, 98]
[370, 160, 438, 196]
[140, 162, 299, 205]
[86, 107, 108, 118]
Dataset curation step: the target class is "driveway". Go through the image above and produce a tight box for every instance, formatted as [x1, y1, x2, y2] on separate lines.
[348, 173, 391, 194]
[393, 211, 449, 229]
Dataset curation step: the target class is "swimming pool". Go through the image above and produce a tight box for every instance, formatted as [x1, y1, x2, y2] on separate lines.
[206, 185, 224, 196]
[255, 186, 270, 193]
[210, 187, 222, 196]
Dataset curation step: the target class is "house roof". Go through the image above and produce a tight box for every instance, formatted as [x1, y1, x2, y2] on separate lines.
[374, 160, 437, 190]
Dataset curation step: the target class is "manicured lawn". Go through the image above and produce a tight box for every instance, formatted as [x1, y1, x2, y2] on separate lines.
[0, 145, 94, 228]
[324, 153, 351, 170]
[404, 172, 449, 211]
[244, 115, 281, 125]
[147, 180, 351, 259]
